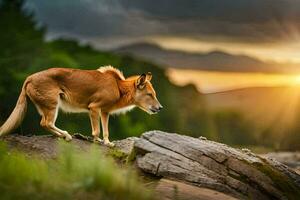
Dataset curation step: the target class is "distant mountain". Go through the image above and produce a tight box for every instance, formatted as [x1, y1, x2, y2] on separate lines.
[115, 42, 299, 73]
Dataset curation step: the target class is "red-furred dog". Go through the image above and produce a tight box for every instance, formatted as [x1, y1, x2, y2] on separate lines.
[0, 66, 162, 146]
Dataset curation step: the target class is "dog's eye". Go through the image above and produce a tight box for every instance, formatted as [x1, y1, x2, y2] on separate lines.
[147, 93, 153, 97]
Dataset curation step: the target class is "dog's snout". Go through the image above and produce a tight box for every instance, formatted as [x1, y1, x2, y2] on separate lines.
[150, 105, 163, 113]
[158, 105, 163, 111]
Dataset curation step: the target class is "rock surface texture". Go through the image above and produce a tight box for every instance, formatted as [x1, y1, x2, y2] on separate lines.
[134, 131, 300, 200]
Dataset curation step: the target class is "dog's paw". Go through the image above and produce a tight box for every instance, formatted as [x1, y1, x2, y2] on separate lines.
[104, 140, 115, 148]
[64, 133, 72, 142]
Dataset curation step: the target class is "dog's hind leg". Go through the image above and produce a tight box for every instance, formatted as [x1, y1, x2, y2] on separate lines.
[40, 107, 72, 141]
[40, 114, 62, 137]
[26, 82, 72, 141]
[39, 106, 72, 141]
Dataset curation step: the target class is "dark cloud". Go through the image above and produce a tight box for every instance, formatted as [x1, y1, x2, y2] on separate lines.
[25, 0, 300, 47]
[121, 0, 299, 22]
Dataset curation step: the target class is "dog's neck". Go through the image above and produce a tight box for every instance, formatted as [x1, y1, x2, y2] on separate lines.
[116, 80, 136, 108]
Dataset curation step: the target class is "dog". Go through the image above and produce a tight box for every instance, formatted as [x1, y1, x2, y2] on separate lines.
[0, 66, 163, 147]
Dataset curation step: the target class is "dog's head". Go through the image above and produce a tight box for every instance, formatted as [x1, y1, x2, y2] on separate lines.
[134, 72, 163, 114]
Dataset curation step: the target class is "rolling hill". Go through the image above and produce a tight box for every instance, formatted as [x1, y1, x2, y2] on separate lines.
[115, 42, 300, 74]
[204, 86, 300, 136]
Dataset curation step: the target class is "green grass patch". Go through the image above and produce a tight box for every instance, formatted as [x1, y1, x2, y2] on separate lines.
[108, 148, 128, 162]
[0, 142, 153, 200]
[126, 148, 138, 164]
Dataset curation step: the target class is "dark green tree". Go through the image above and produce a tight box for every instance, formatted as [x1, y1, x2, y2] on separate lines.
[0, 0, 45, 124]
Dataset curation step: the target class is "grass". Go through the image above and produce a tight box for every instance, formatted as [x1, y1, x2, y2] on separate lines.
[0, 141, 153, 200]
[108, 148, 128, 162]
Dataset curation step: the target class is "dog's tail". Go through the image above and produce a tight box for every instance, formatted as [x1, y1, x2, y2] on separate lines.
[0, 80, 28, 136]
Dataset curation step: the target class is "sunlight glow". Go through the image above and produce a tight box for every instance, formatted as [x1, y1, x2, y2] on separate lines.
[169, 69, 300, 141]
[167, 69, 300, 93]
[294, 75, 300, 84]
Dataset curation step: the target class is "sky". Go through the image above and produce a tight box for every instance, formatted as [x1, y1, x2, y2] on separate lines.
[168, 69, 300, 93]
[25, 0, 300, 63]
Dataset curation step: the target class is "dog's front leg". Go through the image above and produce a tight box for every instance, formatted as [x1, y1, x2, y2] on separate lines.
[101, 112, 114, 147]
[89, 107, 102, 143]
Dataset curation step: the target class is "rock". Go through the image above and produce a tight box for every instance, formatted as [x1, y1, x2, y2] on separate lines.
[155, 179, 238, 200]
[134, 131, 300, 200]
[114, 137, 139, 155]
[199, 136, 207, 141]
[1, 134, 132, 159]
[260, 152, 300, 172]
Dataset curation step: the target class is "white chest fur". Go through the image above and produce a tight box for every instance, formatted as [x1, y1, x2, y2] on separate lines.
[58, 100, 89, 113]
[110, 105, 136, 115]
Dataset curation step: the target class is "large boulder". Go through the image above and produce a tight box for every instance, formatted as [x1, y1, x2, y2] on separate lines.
[134, 131, 300, 200]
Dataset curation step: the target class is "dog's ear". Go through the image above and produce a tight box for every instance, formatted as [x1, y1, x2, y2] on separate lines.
[146, 72, 152, 81]
[136, 74, 146, 89]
